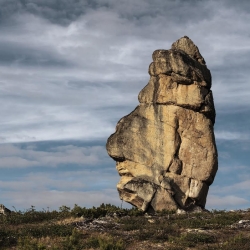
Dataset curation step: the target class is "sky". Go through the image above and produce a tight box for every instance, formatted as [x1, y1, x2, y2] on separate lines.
[0, 0, 249, 212]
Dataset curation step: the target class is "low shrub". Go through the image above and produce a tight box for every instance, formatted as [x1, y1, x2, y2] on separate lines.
[17, 237, 47, 250]
[70, 203, 143, 219]
[98, 235, 125, 250]
[182, 232, 216, 244]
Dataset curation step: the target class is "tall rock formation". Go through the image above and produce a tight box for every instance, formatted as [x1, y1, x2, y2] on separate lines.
[106, 36, 218, 212]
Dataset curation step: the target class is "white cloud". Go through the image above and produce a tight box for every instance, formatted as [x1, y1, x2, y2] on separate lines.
[0, 169, 118, 191]
[0, 2, 249, 144]
[211, 180, 250, 195]
[3, 189, 126, 211]
[207, 176, 250, 210]
[218, 165, 248, 173]
[0, 144, 109, 168]
[0, 168, 125, 210]
[0, 0, 249, 211]
[206, 194, 249, 210]
[215, 131, 250, 141]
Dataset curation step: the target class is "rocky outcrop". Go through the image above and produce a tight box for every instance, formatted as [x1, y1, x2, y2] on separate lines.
[0, 204, 11, 215]
[106, 36, 218, 212]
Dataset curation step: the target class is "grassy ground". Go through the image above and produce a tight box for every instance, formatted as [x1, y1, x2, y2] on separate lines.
[0, 204, 250, 249]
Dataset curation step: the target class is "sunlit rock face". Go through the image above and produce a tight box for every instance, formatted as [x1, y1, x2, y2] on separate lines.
[106, 36, 218, 212]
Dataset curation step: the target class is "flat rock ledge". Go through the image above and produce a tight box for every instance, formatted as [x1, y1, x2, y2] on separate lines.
[107, 36, 218, 212]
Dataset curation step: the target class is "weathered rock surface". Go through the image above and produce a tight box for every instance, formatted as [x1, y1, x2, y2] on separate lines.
[106, 36, 218, 212]
[0, 204, 11, 215]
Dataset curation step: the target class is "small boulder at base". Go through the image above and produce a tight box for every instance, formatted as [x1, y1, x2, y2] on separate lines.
[106, 36, 218, 212]
[0, 204, 11, 215]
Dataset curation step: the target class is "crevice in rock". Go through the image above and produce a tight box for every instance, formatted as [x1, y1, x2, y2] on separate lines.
[166, 159, 173, 172]
[156, 103, 214, 124]
[169, 120, 183, 175]
[148, 189, 157, 209]
[153, 75, 160, 102]
[119, 173, 133, 177]
[112, 156, 125, 162]
[122, 188, 136, 194]
[139, 103, 213, 126]
[151, 70, 210, 88]
[184, 197, 195, 208]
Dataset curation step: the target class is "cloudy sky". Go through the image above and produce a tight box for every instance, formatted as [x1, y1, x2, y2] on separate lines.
[0, 0, 249, 211]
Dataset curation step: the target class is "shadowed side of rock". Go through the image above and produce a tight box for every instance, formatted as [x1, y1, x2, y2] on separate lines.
[106, 36, 218, 212]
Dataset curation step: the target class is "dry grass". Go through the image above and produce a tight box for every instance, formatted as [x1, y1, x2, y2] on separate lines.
[0, 205, 249, 249]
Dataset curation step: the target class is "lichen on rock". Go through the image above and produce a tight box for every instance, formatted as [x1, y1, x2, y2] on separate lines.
[106, 36, 218, 212]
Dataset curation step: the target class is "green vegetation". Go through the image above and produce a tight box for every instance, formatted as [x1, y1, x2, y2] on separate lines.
[0, 204, 249, 249]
